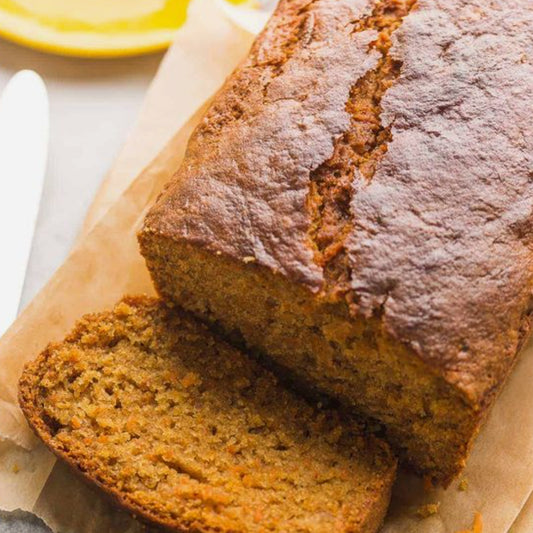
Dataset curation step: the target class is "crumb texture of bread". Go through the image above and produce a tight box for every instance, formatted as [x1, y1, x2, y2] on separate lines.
[140, 0, 533, 485]
[19, 297, 396, 533]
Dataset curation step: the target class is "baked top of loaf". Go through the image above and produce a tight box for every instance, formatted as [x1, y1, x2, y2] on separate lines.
[143, 0, 533, 407]
[19, 297, 396, 533]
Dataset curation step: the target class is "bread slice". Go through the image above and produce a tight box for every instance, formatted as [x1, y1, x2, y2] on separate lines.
[139, 0, 533, 485]
[19, 297, 396, 533]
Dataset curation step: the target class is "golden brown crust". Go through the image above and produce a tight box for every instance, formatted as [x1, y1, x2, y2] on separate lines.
[346, 0, 533, 408]
[142, 0, 533, 408]
[19, 296, 396, 533]
[145, 0, 380, 288]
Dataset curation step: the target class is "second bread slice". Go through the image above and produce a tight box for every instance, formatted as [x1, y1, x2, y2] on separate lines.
[19, 297, 396, 533]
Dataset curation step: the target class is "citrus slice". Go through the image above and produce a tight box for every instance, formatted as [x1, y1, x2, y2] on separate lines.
[0, 0, 189, 58]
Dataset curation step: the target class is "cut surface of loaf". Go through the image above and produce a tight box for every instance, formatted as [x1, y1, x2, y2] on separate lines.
[19, 297, 396, 533]
[139, 0, 533, 485]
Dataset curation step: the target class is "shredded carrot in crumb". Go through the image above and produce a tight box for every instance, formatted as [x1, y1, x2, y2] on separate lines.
[253, 508, 263, 523]
[71, 415, 82, 429]
[226, 444, 238, 455]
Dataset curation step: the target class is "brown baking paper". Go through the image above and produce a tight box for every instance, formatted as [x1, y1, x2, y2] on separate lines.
[81, 0, 255, 235]
[1, 0, 533, 530]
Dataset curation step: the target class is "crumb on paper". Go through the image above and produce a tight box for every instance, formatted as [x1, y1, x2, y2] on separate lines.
[243, 256, 256, 264]
[458, 477, 469, 491]
[455, 511, 483, 533]
[473, 512, 483, 533]
[12, 463, 19, 474]
[416, 502, 440, 518]
[71, 415, 82, 429]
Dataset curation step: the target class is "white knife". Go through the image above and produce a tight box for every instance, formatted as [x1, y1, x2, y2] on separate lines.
[0, 70, 49, 337]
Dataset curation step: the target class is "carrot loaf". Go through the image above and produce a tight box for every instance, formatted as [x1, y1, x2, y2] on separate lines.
[139, 0, 533, 485]
[19, 297, 396, 533]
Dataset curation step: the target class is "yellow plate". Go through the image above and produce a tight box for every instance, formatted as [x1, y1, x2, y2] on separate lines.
[0, 0, 196, 58]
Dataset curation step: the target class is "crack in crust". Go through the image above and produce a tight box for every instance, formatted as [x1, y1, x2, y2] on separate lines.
[307, 0, 417, 301]
[193, 0, 317, 140]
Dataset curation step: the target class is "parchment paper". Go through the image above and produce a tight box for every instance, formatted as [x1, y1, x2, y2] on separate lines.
[81, 0, 254, 235]
[0, 0, 532, 531]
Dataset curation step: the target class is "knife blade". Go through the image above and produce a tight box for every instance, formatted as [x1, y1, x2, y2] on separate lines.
[0, 70, 49, 337]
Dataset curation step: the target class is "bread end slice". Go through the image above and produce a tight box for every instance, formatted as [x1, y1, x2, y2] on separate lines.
[19, 296, 396, 533]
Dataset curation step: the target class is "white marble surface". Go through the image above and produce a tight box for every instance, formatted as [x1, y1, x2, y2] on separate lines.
[0, 36, 163, 532]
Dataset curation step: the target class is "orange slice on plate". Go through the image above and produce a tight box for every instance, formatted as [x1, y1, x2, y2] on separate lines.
[0, 0, 250, 58]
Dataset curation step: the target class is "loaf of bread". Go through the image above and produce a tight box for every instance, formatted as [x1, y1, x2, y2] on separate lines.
[19, 297, 396, 533]
[139, 0, 533, 485]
